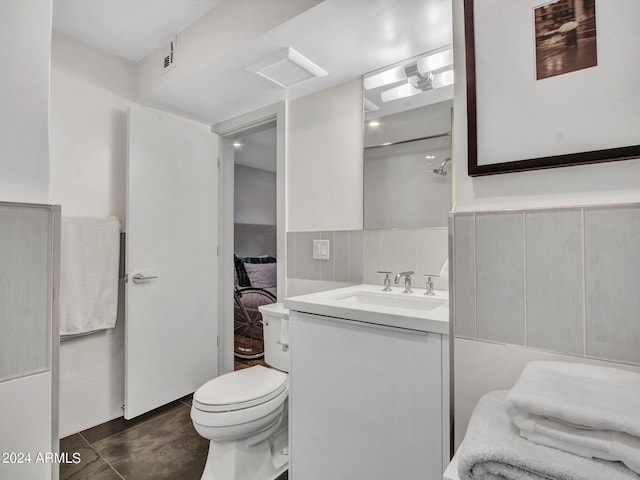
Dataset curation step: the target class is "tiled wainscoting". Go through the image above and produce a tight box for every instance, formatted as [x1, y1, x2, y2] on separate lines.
[286, 228, 449, 290]
[451, 205, 640, 365]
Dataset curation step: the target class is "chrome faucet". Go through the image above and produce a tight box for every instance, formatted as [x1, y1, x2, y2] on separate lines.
[376, 271, 393, 291]
[394, 270, 414, 294]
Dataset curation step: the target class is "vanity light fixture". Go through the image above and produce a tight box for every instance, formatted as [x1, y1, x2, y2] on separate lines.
[233, 142, 242, 148]
[364, 47, 453, 92]
[380, 68, 454, 102]
[368, 120, 381, 127]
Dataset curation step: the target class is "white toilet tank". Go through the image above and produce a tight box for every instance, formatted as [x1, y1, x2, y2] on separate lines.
[259, 303, 290, 373]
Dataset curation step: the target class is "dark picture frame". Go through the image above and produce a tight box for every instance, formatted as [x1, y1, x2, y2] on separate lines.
[464, 0, 640, 176]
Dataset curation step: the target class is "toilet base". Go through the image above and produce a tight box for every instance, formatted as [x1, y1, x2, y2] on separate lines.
[199, 411, 288, 480]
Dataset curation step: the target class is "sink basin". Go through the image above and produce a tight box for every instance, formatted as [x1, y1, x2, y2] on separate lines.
[329, 291, 447, 312]
[283, 284, 449, 334]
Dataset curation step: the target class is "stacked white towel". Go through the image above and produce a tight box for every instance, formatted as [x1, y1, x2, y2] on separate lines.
[505, 361, 640, 475]
[60, 216, 121, 335]
[457, 390, 639, 480]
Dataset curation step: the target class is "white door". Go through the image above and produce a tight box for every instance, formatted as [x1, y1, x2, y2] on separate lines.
[125, 107, 219, 419]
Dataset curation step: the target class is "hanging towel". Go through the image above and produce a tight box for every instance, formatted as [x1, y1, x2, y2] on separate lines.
[60, 216, 121, 335]
[505, 361, 640, 475]
[457, 390, 639, 480]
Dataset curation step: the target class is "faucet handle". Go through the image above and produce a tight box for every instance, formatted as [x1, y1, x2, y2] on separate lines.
[423, 274, 439, 295]
[377, 271, 393, 291]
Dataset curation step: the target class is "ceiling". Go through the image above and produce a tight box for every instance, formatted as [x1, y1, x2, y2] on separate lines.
[234, 126, 277, 172]
[53, 0, 222, 61]
[52, 0, 453, 125]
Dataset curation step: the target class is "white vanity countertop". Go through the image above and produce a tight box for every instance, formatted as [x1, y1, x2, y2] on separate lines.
[283, 284, 449, 334]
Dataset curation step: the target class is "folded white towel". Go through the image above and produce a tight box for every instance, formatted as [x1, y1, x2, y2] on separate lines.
[60, 216, 121, 335]
[505, 361, 640, 474]
[457, 390, 639, 480]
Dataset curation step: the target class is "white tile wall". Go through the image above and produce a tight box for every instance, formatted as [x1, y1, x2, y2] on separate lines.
[525, 209, 584, 355]
[347, 230, 364, 284]
[452, 215, 475, 338]
[475, 212, 525, 345]
[288, 227, 449, 291]
[453, 204, 640, 366]
[0, 205, 53, 381]
[584, 207, 640, 364]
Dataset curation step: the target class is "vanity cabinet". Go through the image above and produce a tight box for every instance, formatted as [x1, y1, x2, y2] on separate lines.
[289, 310, 449, 480]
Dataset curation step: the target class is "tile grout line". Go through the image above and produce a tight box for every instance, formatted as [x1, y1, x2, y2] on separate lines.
[77, 432, 126, 480]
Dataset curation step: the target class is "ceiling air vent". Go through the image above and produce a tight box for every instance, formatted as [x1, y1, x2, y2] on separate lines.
[161, 35, 177, 74]
[246, 47, 327, 88]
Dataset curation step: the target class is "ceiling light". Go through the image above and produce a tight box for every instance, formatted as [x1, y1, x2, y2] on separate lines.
[363, 47, 453, 97]
[246, 47, 327, 88]
[380, 82, 420, 102]
[417, 49, 453, 76]
[380, 67, 454, 102]
[432, 69, 454, 88]
[363, 65, 406, 90]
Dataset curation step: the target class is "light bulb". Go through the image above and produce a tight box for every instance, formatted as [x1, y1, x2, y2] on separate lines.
[363, 65, 407, 90]
[380, 82, 420, 102]
[416, 49, 453, 75]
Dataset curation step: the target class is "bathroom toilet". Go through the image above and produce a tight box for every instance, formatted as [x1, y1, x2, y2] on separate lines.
[191, 303, 290, 480]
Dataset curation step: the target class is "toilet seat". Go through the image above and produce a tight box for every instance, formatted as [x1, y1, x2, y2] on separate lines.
[193, 365, 287, 412]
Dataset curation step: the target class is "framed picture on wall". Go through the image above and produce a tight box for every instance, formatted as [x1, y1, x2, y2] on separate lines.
[464, 0, 640, 176]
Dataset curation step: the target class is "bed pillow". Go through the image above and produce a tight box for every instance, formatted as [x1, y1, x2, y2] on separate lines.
[244, 262, 277, 289]
[234, 255, 277, 287]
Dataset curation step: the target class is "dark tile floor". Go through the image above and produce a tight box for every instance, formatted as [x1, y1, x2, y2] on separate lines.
[60, 393, 288, 480]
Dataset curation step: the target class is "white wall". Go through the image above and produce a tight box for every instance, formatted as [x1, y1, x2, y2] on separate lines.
[0, 0, 52, 203]
[50, 32, 135, 436]
[451, 1, 640, 212]
[234, 164, 276, 225]
[287, 78, 364, 232]
[0, 373, 55, 480]
[450, 0, 640, 446]
[453, 339, 640, 449]
[0, 2, 54, 479]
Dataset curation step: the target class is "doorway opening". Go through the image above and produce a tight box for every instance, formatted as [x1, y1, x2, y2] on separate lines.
[215, 103, 286, 376]
[231, 123, 278, 370]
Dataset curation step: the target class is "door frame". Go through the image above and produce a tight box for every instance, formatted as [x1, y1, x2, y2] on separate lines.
[213, 102, 287, 375]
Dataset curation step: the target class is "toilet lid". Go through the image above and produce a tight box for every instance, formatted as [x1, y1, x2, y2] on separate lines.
[193, 365, 287, 412]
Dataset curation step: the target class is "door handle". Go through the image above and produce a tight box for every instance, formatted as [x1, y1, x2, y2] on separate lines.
[132, 273, 158, 284]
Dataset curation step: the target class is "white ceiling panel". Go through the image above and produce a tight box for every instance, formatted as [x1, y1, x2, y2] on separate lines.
[53, 0, 221, 61]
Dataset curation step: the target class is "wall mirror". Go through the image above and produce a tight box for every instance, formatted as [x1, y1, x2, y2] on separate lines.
[363, 48, 454, 230]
